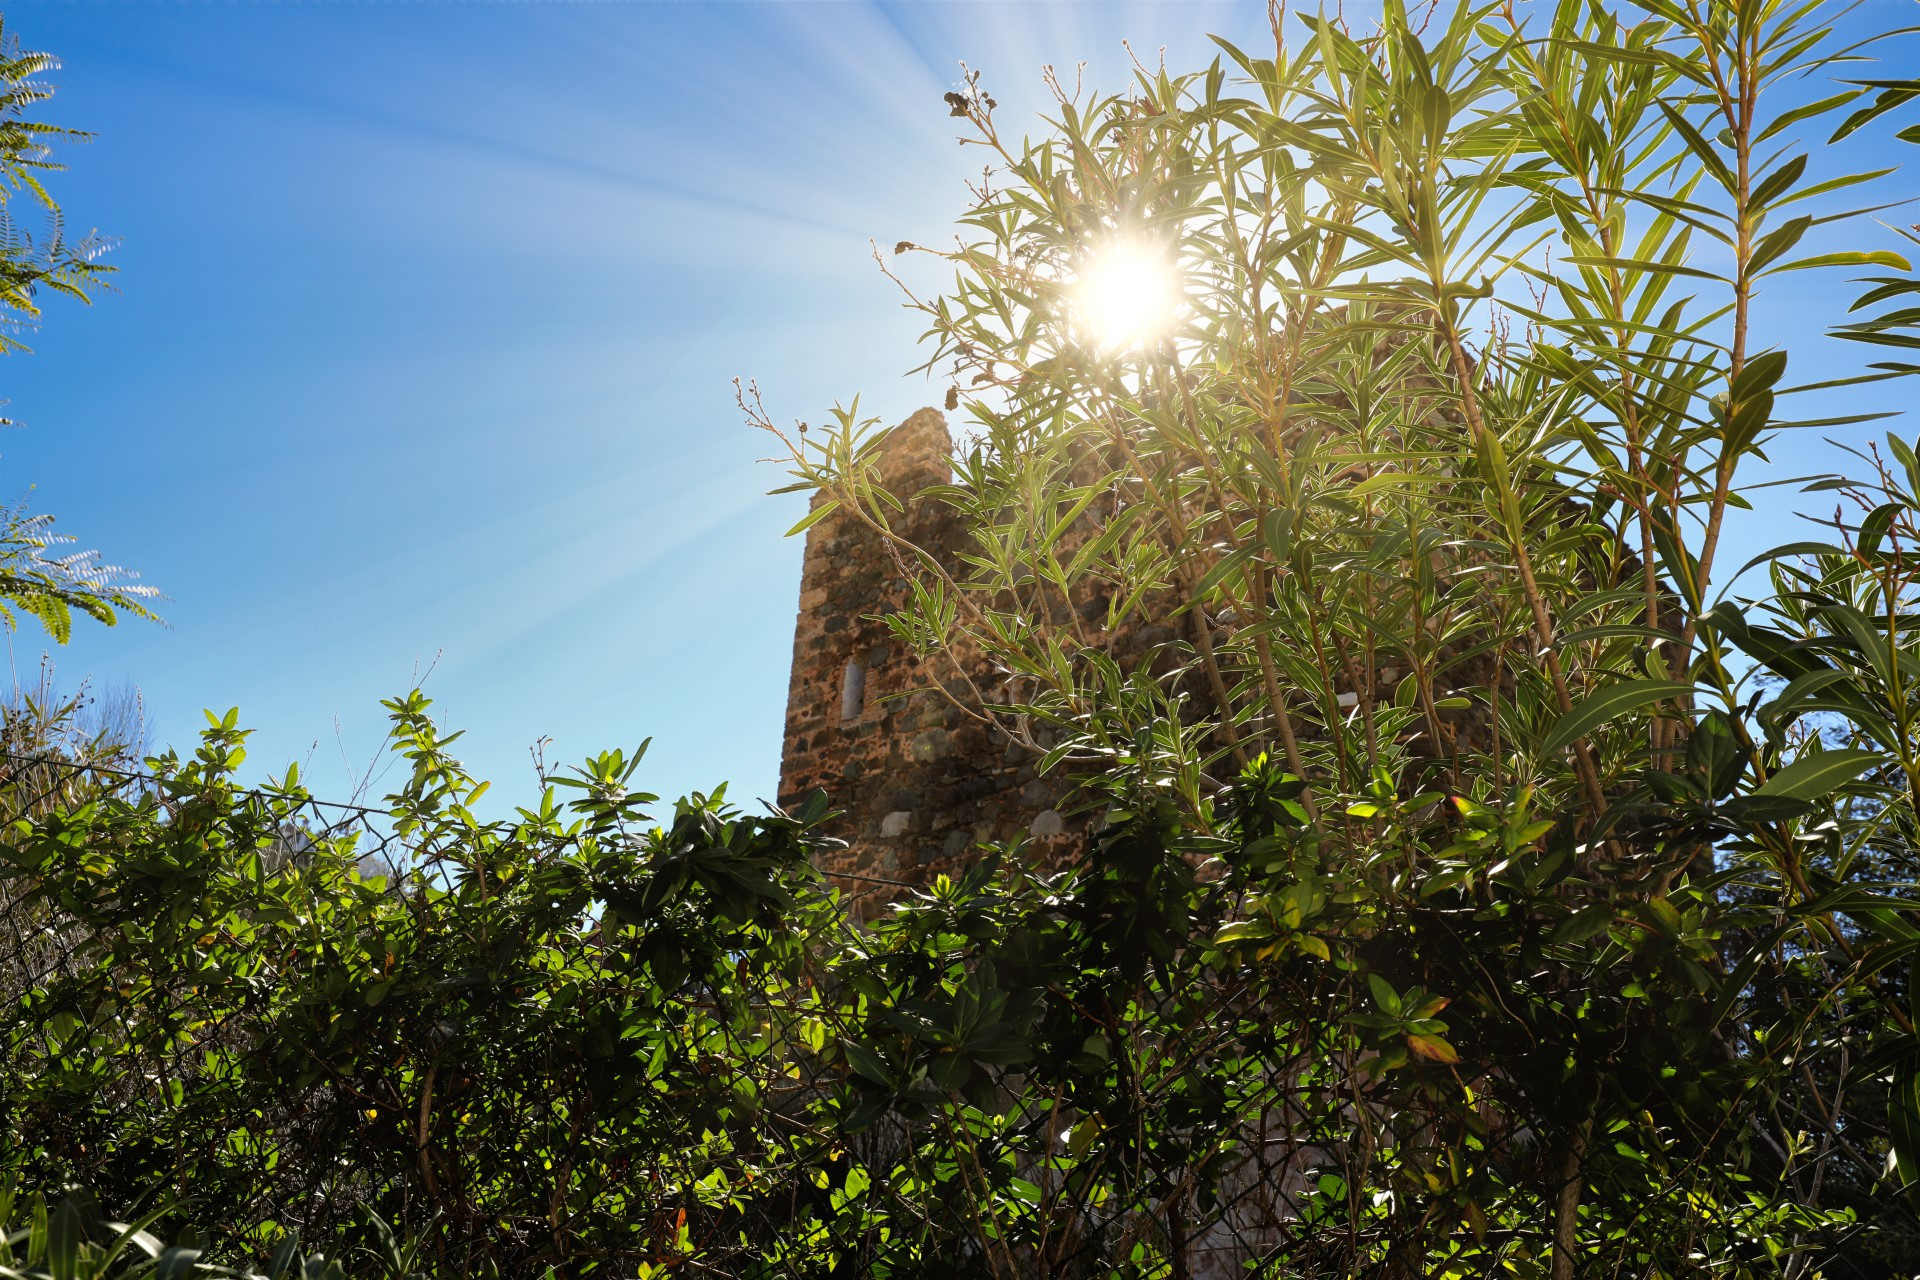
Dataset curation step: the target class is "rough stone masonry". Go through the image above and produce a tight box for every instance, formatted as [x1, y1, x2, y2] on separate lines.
[776, 408, 1083, 907]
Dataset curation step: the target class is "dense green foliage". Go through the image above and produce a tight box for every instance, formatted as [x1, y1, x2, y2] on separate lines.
[2, 697, 837, 1276]
[0, 1183, 349, 1279]
[3, 651, 1920, 1279]
[8, 0, 1920, 1275]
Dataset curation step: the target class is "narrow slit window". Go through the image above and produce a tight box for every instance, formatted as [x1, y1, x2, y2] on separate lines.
[840, 659, 867, 722]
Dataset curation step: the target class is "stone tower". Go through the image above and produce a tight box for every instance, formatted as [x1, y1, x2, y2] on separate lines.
[776, 409, 1083, 905]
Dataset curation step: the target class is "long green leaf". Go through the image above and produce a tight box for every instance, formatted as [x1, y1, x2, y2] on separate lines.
[1539, 680, 1696, 756]
[1754, 748, 1886, 800]
[1775, 250, 1913, 274]
[1734, 541, 1845, 578]
[1891, 1064, 1920, 1208]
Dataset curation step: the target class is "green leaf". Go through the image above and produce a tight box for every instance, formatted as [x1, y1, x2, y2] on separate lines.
[1349, 471, 1446, 497]
[1539, 681, 1696, 756]
[49, 1196, 81, 1280]
[1657, 101, 1738, 194]
[1550, 903, 1614, 945]
[1213, 919, 1275, 946]
[1757, 93, 1860, 145]
[1406, 1033, 1459, 1064]
[1293, 933, 1331, 962]
[1758, 668, 1852, 729]
[1891, 1063, 1920, 1210]
[1754, 748, 1886, 801]
[155, 1247, 205, 1280]
[1858, 501, 1901, 557]
[1831, 80, 1920, 143]
[1260, 509, 1293, 563]
[841, 1039, 892, 1087]
[1192, 545, 1255, 600]
[1747, 155, 1806, 211]
[1650, 509, 1703, 611]
[1735, 541, 1846, 578]
[1749, 215, 1812, 276]
[1774, 250, 1913, 274]
[784, 500, 840, 538]
[1886, 432, 1920, 498]
[1547, 38, 1672, 69]
[1730, 349, 1788, 401]
[1564, 254, 1725, 283]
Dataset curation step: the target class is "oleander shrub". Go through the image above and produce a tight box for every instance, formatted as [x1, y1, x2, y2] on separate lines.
[749, 0, 1920, 1273]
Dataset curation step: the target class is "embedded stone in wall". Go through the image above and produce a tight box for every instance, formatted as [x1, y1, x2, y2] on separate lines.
[840, 659, 866, 721]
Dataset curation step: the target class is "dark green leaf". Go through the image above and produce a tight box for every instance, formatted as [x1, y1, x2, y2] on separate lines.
[1539, 681, 1696, 756]
[1754, 748, 1887, 801]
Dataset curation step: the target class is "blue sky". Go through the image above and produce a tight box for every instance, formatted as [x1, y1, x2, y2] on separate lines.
[1, 1, 1914, 812]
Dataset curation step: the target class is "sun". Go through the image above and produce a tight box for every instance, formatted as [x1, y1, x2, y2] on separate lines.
[1067, 240, 1183, 353]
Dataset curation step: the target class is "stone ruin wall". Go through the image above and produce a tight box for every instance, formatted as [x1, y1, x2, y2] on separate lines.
[776, 408, 1087, 904]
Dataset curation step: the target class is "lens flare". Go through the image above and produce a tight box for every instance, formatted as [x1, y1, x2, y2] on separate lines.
[1068, 241, 1183, 353]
